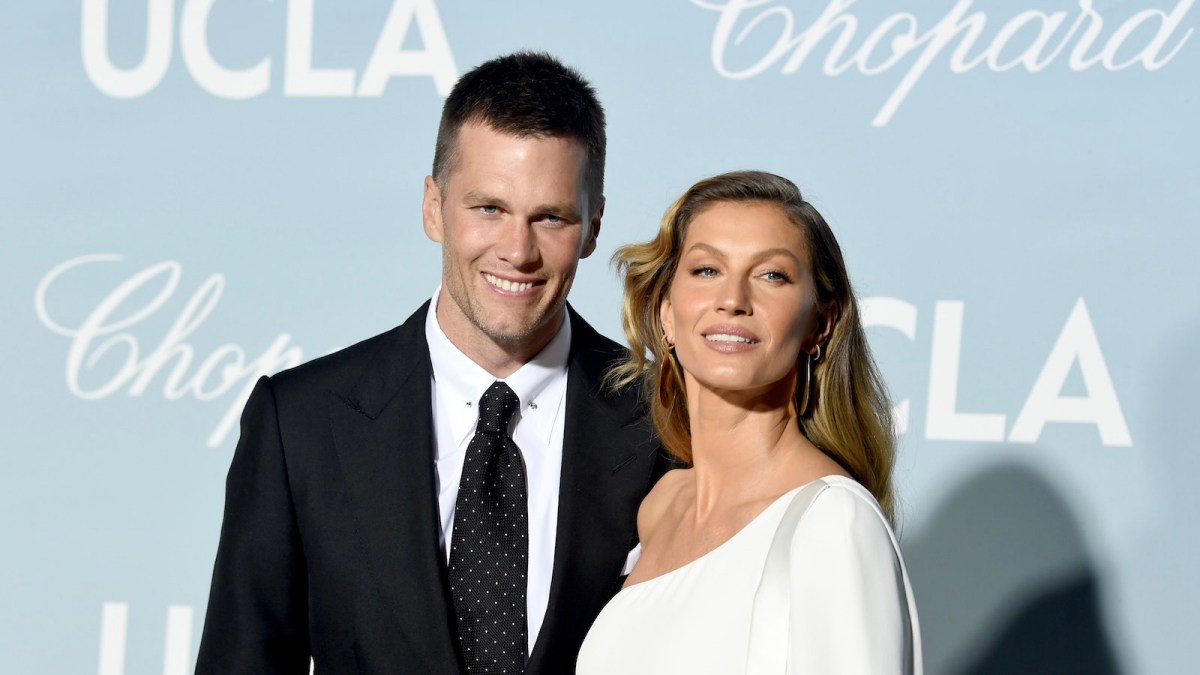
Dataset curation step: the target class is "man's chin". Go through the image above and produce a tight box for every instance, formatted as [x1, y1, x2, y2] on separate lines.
[484, 329, 534, 345]
[476, 314, 558, 347]
[468, 315, 532, 342]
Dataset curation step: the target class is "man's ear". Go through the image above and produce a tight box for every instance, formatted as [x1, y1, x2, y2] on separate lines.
[422, 176, 444, 243]
[580, 196, 604, 259]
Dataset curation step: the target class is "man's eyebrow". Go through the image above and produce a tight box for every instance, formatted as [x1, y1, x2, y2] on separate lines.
[460, 190, 509, 208]
[532, 202, 582, 220]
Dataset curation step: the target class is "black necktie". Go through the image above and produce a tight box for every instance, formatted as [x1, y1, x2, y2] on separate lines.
[449, 381, 528, 674]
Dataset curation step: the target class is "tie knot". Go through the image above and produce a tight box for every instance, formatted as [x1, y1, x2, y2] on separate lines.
[475, 381, 519, 435]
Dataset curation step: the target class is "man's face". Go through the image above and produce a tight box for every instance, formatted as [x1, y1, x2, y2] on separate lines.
[423, 122, 602, 361]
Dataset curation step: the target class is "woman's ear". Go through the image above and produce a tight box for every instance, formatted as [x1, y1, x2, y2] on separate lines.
[813, 300, 838, 351]
[659, 294, 675, 346]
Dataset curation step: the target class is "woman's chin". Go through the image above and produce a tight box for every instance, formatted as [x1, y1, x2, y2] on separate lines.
[688, 373, 795, 402]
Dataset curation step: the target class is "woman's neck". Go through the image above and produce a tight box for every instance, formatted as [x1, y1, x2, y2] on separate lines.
[684, 383, 808, 519]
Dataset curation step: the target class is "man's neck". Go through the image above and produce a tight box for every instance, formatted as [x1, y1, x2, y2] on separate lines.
[434, 301, 565, 379]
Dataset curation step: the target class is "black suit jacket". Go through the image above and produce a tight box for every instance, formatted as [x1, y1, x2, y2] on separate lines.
[196, 302, 663, 674]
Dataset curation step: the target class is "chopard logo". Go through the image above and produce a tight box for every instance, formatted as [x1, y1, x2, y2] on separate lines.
[692, 0, 1195, 126]
[35, 254, 305, 447]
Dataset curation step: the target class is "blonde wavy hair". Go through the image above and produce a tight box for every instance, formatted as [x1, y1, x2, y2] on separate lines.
[609, 171, 897, 521]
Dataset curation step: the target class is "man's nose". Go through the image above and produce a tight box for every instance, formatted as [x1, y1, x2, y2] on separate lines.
[496, 220, 540, 268]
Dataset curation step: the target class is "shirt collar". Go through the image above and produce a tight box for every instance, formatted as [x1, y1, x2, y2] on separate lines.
[425, 288, 572, 447]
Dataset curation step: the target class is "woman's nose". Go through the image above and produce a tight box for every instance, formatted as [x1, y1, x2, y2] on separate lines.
[717, 277, 751, 315]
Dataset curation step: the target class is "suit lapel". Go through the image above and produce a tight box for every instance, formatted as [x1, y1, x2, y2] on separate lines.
[527, 309, 661, 674]
[326, 303, 461, 674]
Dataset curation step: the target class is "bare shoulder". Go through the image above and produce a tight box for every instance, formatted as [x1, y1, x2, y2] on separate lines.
[636, 468, 690, 543]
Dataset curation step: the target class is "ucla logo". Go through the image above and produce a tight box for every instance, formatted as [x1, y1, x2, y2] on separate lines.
[863, 298, 1131, 447]
[82, 0, 458, 99]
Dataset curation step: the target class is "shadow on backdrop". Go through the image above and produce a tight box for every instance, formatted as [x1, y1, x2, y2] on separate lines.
[905, 462, 1123, 675]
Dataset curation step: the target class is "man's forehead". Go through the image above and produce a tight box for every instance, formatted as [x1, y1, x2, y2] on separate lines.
[444, 129, 587, 183]
[458, 118, 579, 144]
[453, 121, 586, 155]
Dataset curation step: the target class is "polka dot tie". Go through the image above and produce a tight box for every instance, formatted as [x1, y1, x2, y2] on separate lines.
[449, 381, 528, 674]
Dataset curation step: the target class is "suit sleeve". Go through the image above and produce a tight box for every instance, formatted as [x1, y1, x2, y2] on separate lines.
[785, 487, 917, 675]
[196, 376, 311, 674]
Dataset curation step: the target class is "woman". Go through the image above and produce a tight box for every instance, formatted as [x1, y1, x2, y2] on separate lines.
[577, 171, 921, 674]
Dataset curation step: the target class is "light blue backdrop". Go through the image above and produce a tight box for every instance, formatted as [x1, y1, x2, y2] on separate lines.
[3, 1, 1196, 673]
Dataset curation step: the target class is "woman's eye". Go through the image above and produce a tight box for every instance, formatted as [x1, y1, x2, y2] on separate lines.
[692, 266, 718, 277]
[763, 271, 791, 282]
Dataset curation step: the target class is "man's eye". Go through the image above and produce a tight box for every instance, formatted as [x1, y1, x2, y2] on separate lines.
[477, 205, 500, 215]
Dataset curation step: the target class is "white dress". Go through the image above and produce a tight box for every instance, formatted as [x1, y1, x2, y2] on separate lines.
[576, 476, 922, 674]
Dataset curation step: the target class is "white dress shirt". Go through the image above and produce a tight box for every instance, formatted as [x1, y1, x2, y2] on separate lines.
[425, 289, 570, 654]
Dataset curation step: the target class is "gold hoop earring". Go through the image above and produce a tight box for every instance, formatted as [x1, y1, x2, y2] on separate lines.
[657, 332, 680, 409]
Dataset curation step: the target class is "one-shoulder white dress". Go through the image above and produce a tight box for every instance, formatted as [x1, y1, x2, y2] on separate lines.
[576, 476, 922, 674]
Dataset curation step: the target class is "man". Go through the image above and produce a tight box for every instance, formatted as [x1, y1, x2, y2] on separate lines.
[196, 52, 662, 674]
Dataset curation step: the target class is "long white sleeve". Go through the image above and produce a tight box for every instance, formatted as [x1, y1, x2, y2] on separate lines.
[786, 483, 920, 675]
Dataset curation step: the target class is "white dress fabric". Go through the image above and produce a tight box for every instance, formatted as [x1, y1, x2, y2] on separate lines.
[576, 476, 922, 674]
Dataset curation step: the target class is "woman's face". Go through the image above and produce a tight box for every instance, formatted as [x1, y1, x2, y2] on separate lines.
[660, 201, 825, 398]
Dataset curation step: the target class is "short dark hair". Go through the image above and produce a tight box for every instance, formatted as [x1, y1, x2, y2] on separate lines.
[432, 51, 606, 208]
